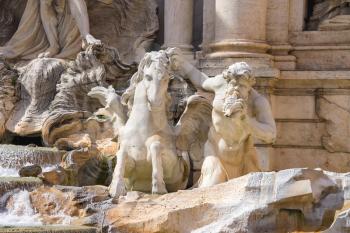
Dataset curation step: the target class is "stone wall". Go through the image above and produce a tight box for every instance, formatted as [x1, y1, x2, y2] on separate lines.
[159, 0, 350, 173]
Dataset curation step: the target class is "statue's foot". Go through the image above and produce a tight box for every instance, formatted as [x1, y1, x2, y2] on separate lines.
[152, 181, 168, 195]
[109, 179, 127, 198]
[82, 34, 102, 50]
[38, 46, 60, 58]
[85, 34, 102, 45]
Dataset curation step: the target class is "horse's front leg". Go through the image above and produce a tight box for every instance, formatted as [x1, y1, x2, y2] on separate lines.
[149, 141, 167, 194]
[109, 146, 128, 198]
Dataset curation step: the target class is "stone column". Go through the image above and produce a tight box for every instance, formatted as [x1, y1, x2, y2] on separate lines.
[289, 0, 308, 32]
[201, 0, 216, 54]
[163, 0, 193, 53]
[267, 0, 296, 70]
[208, 0, 269, 59]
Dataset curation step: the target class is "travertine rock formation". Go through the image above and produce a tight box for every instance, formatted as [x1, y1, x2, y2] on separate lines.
[42, 45, 136, 146]
[6, 58, 65, 136]
[0, 62, 17, 142]
[0, 44, 135, 145]
[30, 185, 111, 225]
[105, 168, 343, 233]
[17, 168, 350, 232]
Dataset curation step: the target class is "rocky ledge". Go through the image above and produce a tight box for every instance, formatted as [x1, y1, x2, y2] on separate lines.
[24, 168, 350, 233]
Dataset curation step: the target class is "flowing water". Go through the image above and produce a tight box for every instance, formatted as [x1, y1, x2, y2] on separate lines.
[0, 145, 64, 172]
[0, 190, 42, 226]
[0, 189, 97, 232]
[0, 145, 88, 231]
[0, 189, 79, 227]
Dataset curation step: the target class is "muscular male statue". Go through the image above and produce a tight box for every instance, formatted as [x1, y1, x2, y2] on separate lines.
[170, 53, 276, 187]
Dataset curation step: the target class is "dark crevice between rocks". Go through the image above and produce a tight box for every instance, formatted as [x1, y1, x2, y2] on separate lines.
[11, 136, 44, 147]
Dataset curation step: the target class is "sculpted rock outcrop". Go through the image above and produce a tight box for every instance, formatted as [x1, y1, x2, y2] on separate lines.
[6, 58, 65, 136]
[0, 62, 17, 142]
[0, 0, 159, 146]
[41, 45, 136, 146]
[29, 185, 111, 225]
[15, 168, 346, 232]
[105, 169, 343, 233]
[0, 44, 136, 145]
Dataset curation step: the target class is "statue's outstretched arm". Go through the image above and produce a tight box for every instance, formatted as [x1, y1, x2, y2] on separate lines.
[249, 90, 277, 144]
[170, 52, 212, 91]
[68, 0, 90, 38]
[68, 0, 101, 45]
[181, 61, 210, 91]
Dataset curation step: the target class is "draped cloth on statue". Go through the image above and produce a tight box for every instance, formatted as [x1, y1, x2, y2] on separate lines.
[309, 0, 350, 30]
[0, 0, 81, 60]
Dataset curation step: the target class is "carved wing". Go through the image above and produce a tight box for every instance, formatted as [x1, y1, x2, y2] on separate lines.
[88, 85, 127, 123]
[175, 95, 212, 169]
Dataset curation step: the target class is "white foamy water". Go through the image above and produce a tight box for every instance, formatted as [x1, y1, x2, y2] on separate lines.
[0, 167, 19, 177]
[0, 189, 77, 226]
[0, 190, 42, 226]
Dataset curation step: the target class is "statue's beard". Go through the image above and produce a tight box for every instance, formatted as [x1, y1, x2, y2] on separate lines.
[223, 82, 247, 117]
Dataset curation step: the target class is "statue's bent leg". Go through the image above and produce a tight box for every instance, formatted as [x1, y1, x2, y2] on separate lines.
[149, 141, 168, 194]
[109, 146, 128, 198]
[38, 0, 60, 58]
[198, 156, 228, 188]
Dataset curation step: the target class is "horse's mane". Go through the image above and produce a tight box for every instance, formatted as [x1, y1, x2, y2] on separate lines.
[121, 50, 171, 111]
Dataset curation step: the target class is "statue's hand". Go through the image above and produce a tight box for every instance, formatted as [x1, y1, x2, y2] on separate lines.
[224, 98, 246, 117]
[167, 47, 185, 71]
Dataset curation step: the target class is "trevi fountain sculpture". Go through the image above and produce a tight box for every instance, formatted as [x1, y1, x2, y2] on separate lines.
[0, 0, 350, 233]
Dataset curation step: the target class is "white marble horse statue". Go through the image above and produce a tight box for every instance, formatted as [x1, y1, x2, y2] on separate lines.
[88, 49, 212, 197]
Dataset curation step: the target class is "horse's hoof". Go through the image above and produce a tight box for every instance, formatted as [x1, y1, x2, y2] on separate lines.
[152, 183, 168, 195]
[109, 180, 127, 198]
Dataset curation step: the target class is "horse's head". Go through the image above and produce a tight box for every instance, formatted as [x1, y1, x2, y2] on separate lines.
[141, 51, 172, 109]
